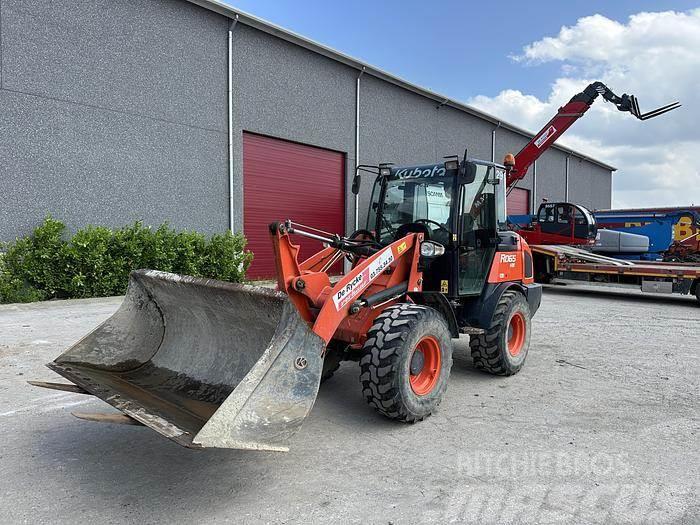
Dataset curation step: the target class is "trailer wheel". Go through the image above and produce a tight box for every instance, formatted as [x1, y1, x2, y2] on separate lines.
[470, 290, 531, 376]
[360, 304, 453, 422]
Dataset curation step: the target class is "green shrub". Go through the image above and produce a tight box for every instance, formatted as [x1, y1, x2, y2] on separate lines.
[0, 216, 253, 304]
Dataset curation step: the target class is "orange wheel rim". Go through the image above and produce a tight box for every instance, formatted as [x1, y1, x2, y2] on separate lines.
[507, 312, 526, 357]
[409, 336, 441, 395]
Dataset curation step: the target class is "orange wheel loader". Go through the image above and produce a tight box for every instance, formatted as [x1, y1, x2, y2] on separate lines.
[32, 80, 680, 451]
[31, 155, 541, 451]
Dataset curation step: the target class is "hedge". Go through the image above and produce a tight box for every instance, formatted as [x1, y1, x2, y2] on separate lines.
[0, 217, 253, 304]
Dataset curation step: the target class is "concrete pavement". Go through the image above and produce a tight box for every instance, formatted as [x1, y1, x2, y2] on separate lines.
[0, 286, 698, 523]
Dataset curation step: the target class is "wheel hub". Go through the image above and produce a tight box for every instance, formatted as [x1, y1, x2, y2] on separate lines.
[507, 312, 526, 357]
[409, 336, 441, 396]
[410, 350, 425, 375]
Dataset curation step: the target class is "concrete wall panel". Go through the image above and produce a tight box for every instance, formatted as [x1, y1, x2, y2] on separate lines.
[0, 89, 227, 240]
[568, 158, 613, 210]
[2, 0, 228, 131]
[0, 0, 613, 244]
[437, 106, 493, 161]
[229, 24, 356, 234]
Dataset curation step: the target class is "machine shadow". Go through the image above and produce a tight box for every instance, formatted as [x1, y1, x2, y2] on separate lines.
[26, 337, 506, 521]
[314, 338, 495, 422]
[29, 414, 285, 520]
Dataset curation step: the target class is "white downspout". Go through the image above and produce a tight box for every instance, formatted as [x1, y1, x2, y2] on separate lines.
[354, 67, 365, 232]
[565, 155, 570, 202]
[491, 121, 501, 162]
[532, 160, 537, 212]
[227, 15, 239, 232]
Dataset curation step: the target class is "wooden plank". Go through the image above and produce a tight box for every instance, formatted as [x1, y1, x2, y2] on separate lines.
[27, 381, 88, 394]
[72, 412, 143, 426]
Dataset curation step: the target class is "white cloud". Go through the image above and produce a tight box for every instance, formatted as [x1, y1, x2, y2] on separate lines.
[469, 9, 700, 208]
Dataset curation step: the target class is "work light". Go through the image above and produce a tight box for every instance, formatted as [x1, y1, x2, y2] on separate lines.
[420, 241, 445, 257]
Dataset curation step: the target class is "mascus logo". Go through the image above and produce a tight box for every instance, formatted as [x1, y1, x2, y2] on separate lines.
[500, 254, 517, 264]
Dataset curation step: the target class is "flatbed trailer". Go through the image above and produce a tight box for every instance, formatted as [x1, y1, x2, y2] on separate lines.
[531, 244, 700, 303]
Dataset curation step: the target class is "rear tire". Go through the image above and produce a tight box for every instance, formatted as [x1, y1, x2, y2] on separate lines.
[470, 290, 531, 376]
[360, 304, 453, 422]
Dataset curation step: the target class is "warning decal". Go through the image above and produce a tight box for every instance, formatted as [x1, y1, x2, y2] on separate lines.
[534, 125, 557, 148]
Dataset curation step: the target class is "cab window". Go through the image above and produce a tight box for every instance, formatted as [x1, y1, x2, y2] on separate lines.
[375, 177, 453, 244]
[539, 206, 555, 223]
[557, 206, 570, 224]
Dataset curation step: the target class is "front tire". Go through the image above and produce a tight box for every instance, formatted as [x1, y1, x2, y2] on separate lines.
[360, 304, 453, 422]
[321, 344, 344, 383]
[470, 290, 531, 376]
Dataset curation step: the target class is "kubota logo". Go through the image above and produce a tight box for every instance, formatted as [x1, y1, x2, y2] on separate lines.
[394, 165, 446, 179]
[500, 254, 517, 264]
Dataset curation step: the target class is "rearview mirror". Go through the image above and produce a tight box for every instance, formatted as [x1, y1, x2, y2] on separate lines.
[459, 162, 477, 184]
[352, 174, 361, 195]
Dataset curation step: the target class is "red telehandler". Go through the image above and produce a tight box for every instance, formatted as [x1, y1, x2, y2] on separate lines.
[506, 81, 680, 246]
[501, 84, 698, 302]
[31, 82, 681, 451]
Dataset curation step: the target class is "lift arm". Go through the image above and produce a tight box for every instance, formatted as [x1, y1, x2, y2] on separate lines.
[270, 220, 424, 344]
[506, 82, 681, 188]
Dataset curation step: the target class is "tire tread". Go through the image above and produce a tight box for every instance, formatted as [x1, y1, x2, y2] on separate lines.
[360, 304, 451, 422]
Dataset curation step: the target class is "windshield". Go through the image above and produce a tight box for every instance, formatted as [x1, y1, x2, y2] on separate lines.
[579, 206, 595, 226]
[375, 177, 454, 244]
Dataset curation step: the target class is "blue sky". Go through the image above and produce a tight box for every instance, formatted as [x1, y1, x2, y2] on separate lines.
[223, 1, 700, 207]
[223, 0, 696, 101]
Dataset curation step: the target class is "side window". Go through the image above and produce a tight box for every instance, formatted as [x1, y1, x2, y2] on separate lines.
[495, 169, 507, 230]
[574, 209, 586, 225]
[539, 205, 555, 222]
[557, 205, 569, 224]
[366, 178, 382, 231]
[459, 167, 496, 244]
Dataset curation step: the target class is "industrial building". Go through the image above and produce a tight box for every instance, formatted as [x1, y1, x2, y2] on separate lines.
[0, 0, 615, 278]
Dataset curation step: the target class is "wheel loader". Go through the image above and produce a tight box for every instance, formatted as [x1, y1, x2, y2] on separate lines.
[32, 155, 541, 451]
[33, 81, 679, 451]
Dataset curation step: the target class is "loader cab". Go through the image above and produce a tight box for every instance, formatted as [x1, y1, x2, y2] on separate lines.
[534, 202, 597, 245]
[367, 159, 507, 297]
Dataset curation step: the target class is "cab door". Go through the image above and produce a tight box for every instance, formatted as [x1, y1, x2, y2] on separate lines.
[457, 166, 499, 295]
[538, 203, 573, 240]
[573, 206, 596, 242]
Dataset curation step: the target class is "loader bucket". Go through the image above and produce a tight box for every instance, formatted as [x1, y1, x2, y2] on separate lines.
[46, 270, 325, 451]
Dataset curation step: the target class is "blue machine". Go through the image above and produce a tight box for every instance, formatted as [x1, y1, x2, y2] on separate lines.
[593, 207, 700, 261]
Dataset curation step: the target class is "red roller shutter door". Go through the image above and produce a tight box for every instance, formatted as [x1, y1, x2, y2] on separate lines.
[507, 188, 530, 215]
[243, 133, 345, 279]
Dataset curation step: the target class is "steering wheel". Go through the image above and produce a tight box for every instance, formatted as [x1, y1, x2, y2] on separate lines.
[415, 219, 450, 234]
[414, 219, 451, 246]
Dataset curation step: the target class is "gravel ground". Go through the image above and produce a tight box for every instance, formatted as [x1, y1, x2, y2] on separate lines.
[0, 284, 698, 524]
